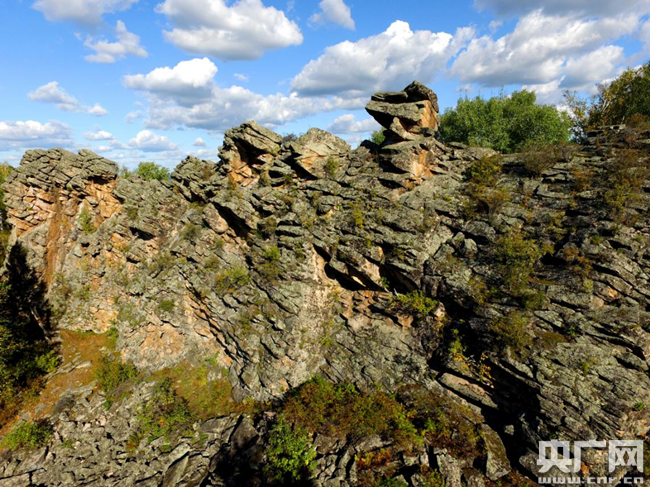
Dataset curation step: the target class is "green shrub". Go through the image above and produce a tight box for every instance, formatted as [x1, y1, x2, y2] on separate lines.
[325, 157, 340, 177]
[391, 290, 437, 318]
[78, 206, 96, 234]
[158, 299, 175, 313]
[257, 246, 282, 282]
[490, 310, 532, 355]
[371, 129, 386, 146]
[466, 155, 502, 186]
[400, 384, 482, 459]
[136, 162, 170, 181]
[215, 266, 251, 293]
[264, 417, 316, 485]
[464, 155, 509, 217]
[180, 223, 202, 242]
[2, 421, 52, 450]
[493, 231, 543, 296]
[135, 378, 194, 444]
[94, 355, 138, 398]
[440, 90, 571, 153]
[603, 149, 649, 221]
[281, 378, 418, 446]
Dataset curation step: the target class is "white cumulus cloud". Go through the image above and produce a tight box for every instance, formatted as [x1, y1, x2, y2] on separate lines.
[0, 120, 73, 150]
[291, 21, 474, 98]
[155, 0, 303, 60]
[83, 21, 148, 63]
[561, 45, 625, 91]
[33, 0, 138, 26]
[450, 11, 638, 87]
[123, 58, 358, 132]
[123, 57, 218, 106]
[311, 0, 355, 30]
[83, 129, 114, 141]
[327, 114, 379, 134]
[129, 130, 178, 152]
[28, 82, 108, 116]
[193, 137, 207, 147]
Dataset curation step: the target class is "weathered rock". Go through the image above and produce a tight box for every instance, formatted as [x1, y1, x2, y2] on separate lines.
[219, 121, 282, 186]
[366, 81, 439, 140]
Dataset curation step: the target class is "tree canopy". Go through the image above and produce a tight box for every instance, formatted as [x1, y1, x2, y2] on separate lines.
[565, 61, 650, 136]
[439, 90, 572, 153]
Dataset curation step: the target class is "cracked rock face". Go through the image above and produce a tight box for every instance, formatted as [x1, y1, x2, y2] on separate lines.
[1, 81, 649, 486]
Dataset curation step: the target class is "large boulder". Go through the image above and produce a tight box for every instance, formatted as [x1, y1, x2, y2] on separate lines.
[219, 121, 282, 186]
[366, 81, 439, 140]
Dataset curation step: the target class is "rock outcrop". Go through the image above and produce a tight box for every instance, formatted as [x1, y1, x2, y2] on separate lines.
[1, 82, 649, 486]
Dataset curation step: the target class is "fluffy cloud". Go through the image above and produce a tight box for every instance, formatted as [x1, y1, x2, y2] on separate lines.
[83, 129, 114, 141]
[123, 58, 218, 106]
[123, 58, 357, 132]
[474, 0, 650, 17]
[291, 21, 474, 97]
[125, 111, 144, 123]
[83, 21, 148, 63]
[193, 137, 207, 147]
[327, 114, 379, 134]
[450, 11, 637, 86]
[0, 120, 72, 150]
[129, 130, 178, 151]
[561, 45, 625, 91]
[155, 0, 303, 60]
[32, 0, 138, 26]
[28, 81, 79, 111]
[310, 0, 355, 30]
[28, 82, 108, 116]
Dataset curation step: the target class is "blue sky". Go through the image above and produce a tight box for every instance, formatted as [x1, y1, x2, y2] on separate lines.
[1, 0, 649, 168]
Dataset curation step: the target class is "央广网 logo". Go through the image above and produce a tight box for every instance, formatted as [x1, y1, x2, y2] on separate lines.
[537, 440, 644, 484]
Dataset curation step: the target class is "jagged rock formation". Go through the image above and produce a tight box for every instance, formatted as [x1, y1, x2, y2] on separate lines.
[0, 82, 649, 486]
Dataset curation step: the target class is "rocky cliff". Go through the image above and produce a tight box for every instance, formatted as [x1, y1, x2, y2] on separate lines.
[0, 81, 649, 487]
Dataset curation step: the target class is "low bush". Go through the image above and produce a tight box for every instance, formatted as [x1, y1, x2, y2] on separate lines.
[78, 206, 96, 234]
[325, 157, 339, 177]
[215, 266, 251, 294]
[603, 149, 649, 222]
[94, 355, 138, 405]
[390, 290, 437, 318]
[493, 231, 544, 296]
[135, 378, 194, 444]
[264, 417, 317, 485]
[399, 384, 482, 459]
[2, 420, 52, 450]
[281, 378, 419, 446]
[490, 310, 532, 355]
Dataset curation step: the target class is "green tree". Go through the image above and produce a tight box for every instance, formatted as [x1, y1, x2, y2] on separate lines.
[136, 162, 170, 181]
[0, 244, 59, 414]
[371, 129, 386, 145]
[0, 163, 14, 261]
[439, 90, 571, 153]
[588, 62, 650, 128]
